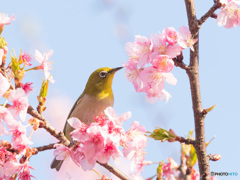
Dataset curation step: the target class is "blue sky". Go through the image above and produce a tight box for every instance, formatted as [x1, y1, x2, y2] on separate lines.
[1, 0, 240, 179]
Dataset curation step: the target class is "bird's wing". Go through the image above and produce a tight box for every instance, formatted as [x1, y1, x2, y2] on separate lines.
[63, 93, 85, 139]
[67, 93, 85, 119]
[51, 94, 85, 171]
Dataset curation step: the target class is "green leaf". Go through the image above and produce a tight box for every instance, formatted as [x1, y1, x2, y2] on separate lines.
[11, 51, 20, 75]
[189, 144, 197, 167]
[39, 79, 49, 98]
[148, 128, 176, 142]
[187, 129, 194, 139]
[0, 37, 6, 48]
[206, 136, 216, 147]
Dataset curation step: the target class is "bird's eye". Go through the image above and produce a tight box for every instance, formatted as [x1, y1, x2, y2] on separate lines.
[99, 71, 107, 78]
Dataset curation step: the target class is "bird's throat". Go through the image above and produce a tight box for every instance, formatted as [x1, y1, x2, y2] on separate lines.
[97, 90, 113, 101]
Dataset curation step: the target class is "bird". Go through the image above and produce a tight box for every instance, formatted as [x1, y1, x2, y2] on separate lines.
[51, 67, 123, 171]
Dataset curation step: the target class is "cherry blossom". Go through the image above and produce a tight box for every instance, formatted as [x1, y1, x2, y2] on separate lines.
[178, 26, 198, 51]
[97, 136, 121, 163]
[0, 106, 18, 130]
[65, 107, 148, 175]
[82, 125, 105, 165]
[139, 66, 177, 103]
[0, 144, 21, 179]
[150, 33, 182, 59]
[162, 162, 175, 179]
[191, 168, 200, 180]
[53, 144, 73, 161]
[18, 161, 34, 180]
[35, 49, 55, 83]
[0, 73, 10, 97]
[217, 1, 240, 28]
[20, 82, 34, 95]
[151, 55, 174, 73]
[104, 106, 131, 127]
[124, 28, 183, 103]
[150, 33, 167, 59]
[71, 145, 94, 171]
[21, 52, 32, 66]
[123, 121, 147, 174]
[125, 35, 152, 67]
[0, 13, 15, 27]
[220, 0, 240, 5]
[164, 44, 182, 58]
[0, 121, 6, 136]
[125, 121, 146, 142]
[162, 27, 179, 45]
[0, 160, 20, 179]
[0, 49, 3, 66]
[9, 122, 32, 149]
[68, 117, 89, 142]
[8, 88, 28, 122]
[123, 60, 144, 92]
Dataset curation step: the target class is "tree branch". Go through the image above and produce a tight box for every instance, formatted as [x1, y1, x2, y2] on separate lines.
[33, 143, 56, 155]
[184, 0, 210, 179]
[175, 136, 195, 145]
[198, 1, 222, 26]
[97, 161, 132, 180]
[27, 105, 70, 146]
[172, 53, 189, 70]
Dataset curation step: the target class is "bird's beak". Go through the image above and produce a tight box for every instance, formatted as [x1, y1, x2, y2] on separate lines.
[109, 67, 123, 74]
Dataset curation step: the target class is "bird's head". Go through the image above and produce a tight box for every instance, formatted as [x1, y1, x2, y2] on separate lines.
[83, 67, 123, 98]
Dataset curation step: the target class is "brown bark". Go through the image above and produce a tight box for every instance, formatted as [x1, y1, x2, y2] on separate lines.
[183, 0, 221, 179]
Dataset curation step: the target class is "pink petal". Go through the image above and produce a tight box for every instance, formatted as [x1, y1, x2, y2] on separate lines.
[35, 50, 43, 63]
[163, 73, 177, 85]
[0, 49, 3, 66]
[152, 55, 174, 73]
[104, 106, 116, 120]
[0, 121, 6, 136]
[67, 117, 83, 129]
[0, 73, 10, 97]
[165, 44, 182, 58]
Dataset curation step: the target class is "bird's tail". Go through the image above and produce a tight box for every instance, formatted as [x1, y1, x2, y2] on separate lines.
[51, 157, 64, 171]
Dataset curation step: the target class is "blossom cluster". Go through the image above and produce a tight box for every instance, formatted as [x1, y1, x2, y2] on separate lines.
[0, 13, 55, 179]
[159, 157, 217, 180]
[160, 158, 201, 180]
[124, 26, 197, 103]
[53, 107, 148, 177]
[0, 88, 34, 179]
[217, 0, 240, 28]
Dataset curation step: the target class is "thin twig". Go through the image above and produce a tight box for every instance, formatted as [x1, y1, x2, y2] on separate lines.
[173, 58, 189, 70]
[172, 53, 189, 70]
[97, 161, 133, 180]
[33, 143, 56, 155]
[175, 136, 195, 145]
[27, 105, 70, 146]
[198, 1, 222, 26]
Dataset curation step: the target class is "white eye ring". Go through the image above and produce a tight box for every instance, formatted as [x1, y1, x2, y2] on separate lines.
[99, 71, 107, 78]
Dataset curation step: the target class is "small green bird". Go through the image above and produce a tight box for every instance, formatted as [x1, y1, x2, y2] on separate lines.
[51, 67, 122, 171]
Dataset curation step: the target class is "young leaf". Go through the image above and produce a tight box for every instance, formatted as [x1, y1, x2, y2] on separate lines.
[148, 128, 176, 142]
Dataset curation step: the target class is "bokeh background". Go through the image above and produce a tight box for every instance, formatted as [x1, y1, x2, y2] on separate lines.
[1, 0, 240, 179]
